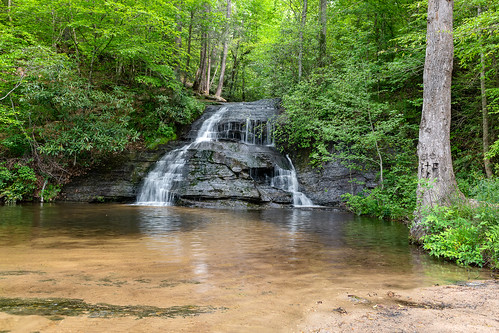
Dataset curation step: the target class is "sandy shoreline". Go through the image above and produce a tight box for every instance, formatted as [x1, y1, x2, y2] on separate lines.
[297, 279, 499, 333]
[0, 280, 497, 332]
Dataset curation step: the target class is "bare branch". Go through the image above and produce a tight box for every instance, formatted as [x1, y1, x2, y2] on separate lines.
[0, 72, 26, 101]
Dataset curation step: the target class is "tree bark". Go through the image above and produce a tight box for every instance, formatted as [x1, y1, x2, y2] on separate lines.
[411, 0, 461, 240]
[318, 0, 327, 67]
[215, 0, 231, 98]
[228, 42, 239, 98]
[205, 40, 213, 94]
[183, 9, 195, 85]
[298, 0, 307, 81]
[7, 0, 12, 22]
[174, 1, 183, 77]
[478, 6, 493, 178]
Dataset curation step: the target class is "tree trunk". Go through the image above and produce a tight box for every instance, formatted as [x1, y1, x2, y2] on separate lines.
[318, 0, 327, 67]
[478, 7, 493, 178]
[7, 0, 12, 22]
[242, 62, 246, 101]
[205, 40, 213, 94]
[411, 0, 461, 240]
[183, 9, 195, 85]
[228, 42, 239, 98]
[174, 1, 183, 77]
[215, 0, 232, 98]
[193, 35, 207, 92]
[298, 0, 307, 81]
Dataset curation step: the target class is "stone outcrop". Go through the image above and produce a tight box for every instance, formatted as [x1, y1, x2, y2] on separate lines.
[296, 160, 377, 206]
[59, 147, 171, 203]
[176, 141, 292, 208]
[60, 99, 377, 207]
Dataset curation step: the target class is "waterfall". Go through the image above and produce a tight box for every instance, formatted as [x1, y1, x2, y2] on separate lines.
[136, 106, 229, 206]
[271, 156, 315, 207]
[136, 102, 314, 207]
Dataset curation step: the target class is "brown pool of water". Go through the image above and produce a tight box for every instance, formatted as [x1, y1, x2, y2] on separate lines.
[0, 204, 491, 332]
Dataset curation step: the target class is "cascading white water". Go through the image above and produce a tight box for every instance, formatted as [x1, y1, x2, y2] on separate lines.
[136, 102, 314, 207]
[136, 106, 229, 206]
[271, 156, 315, 207]
[242, 118, 275, 146]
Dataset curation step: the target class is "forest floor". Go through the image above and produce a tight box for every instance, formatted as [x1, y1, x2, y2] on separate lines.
[298, 279, 499, 333]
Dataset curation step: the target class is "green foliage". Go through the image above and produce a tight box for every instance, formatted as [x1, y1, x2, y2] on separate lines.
[0, 9, 202, 199]
[470, 178, 499, 204]
[419, 202, 499, 268]
[276, 61, 412, 171]
[0, 163, 37, 203]
[342, 170, 417, 221]
[414, 178, 499, 268]
[41, 183, 61, 202]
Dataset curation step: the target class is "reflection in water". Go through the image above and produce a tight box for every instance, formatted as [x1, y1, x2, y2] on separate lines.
[0, 203, 492, 332]
[0, 204, 490, 287]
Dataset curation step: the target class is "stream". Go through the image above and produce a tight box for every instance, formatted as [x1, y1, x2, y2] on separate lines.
[0, 204, 491, 332]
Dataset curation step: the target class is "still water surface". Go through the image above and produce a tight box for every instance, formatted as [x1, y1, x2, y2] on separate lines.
[0, 204, 490, 332]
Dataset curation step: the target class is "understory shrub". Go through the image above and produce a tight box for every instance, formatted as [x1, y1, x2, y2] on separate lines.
[342, 167, 417, 221]
[419, 202, 499, 268]
[0, 163, 37, 203]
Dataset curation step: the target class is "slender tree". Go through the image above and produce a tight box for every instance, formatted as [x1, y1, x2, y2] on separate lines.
[215, 0, 231, 99]
[411, 0, 461, 240]
[298, 0, 307, 81]
[478, 6, 493, 178]
[318, 0, 327, 67]
[174, 1, 183, 76]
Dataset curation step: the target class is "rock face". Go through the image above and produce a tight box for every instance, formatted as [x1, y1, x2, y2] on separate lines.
[176, 141, 293, 208]
[59, 147, 171, 203]
[61, 99, 377, 206]
[296, 160, 377, 207]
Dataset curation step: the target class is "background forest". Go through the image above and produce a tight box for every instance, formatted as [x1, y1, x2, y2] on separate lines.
[0, 1, 498, 267]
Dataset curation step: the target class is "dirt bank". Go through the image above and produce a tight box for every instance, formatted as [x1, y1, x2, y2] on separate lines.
[298, 279, 498, 333]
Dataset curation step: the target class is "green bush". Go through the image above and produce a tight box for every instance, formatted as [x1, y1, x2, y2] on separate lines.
[40, 183, 61, 202]
[342, 170, 417, 221]
[0, 163, 37, 203]
[419, 203, 499, 268]
[470, 178, 499, 204]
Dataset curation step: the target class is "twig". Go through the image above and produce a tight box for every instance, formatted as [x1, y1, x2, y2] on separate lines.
[0, 72, 26, 101]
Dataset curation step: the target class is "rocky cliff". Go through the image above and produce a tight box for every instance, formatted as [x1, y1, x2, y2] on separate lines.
[60, 100, 376, 206]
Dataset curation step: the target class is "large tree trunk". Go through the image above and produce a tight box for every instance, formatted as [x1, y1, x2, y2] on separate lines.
[298, 0, 307, 81]
[318, 0, 327, 67]
[411, 0, 461, 240]
[215, 0, 231, 98]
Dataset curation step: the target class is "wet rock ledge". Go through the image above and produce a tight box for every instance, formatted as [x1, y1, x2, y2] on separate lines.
[60, 100, 376, 207]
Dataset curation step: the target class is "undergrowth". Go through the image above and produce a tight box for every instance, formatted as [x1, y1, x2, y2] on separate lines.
[343, 176, 499, 269]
